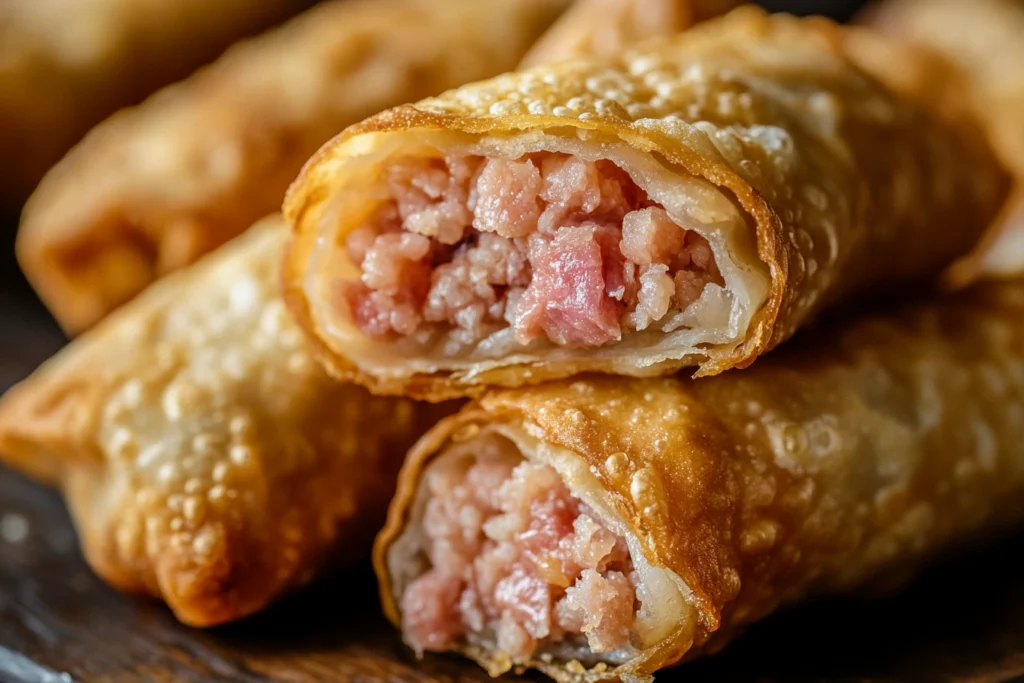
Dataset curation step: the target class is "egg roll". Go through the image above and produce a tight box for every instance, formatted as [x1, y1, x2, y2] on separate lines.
[860, 0, 1024, 281]
[0, 0, 311, 206]
[0, 216, 455, 627]
[17, 0, 569, 335]
[375, 279, 1024, 682]
[284, 8, 1008, 400]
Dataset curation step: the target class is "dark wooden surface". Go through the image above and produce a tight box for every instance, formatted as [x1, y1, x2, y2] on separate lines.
[2, 223, 1024, 683]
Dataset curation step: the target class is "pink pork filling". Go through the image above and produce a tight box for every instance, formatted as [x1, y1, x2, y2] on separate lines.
[342, 152, 724, 349]
[401, 437, 638, 660]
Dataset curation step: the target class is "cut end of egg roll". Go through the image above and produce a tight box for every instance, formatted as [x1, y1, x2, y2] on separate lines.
[0, 216, 453, 626]
[294, 145, 753, 394]
[285, 7, 1008, 400]
[380, 421, 696, 682]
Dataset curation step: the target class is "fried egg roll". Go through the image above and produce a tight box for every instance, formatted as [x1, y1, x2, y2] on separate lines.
[0, 216, 455, 627]
[17, 0, 569, 335]
[860, 0, 1024, 281]
[0, 0, 310, 206]
[284, 8, 1008, 400]
[376, 280, 1024, 682]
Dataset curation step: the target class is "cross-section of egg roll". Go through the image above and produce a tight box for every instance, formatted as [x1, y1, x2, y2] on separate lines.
[17, 0, 569, 335]
[0, 216, 455, 627]
[859, 0, 1024, 282]
[0, 0, 311, 206]
[284, 8, 1008, 401]
[375, 279, 1024, 682]
[518, 0, 741, 68]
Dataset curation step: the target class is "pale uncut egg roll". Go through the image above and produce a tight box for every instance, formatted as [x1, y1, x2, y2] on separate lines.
[0, 0, 310, 205]
[518, 0, 742, 68]
[376, 279, 1024, 681]
[860, 0, 1024, 282]
[0, 216, 455, 627]
[17, 0, 569, 334]
[284, 8, 1008, 400]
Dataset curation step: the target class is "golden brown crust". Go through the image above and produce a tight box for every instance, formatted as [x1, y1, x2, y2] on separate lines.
[377, 280, 1024, 680]
[286, 8, 1009, 400]
[17, 0, 569, 334]
[859, 0, 1024, 282]
[0, 216, 456, 627]
[0, 0, 310, 206]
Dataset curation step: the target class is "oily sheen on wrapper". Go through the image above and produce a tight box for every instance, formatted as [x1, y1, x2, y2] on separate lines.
[376, 280, 1024, 682]
[0, 217, 455, 627]
[284, 8, 1008, 401]
[17, 0, 568, 334]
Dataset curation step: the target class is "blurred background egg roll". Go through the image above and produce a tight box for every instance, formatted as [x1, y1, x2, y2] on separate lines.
[518, 0, 742, 67]
[0, 0, 314, 207]
[17, 0, 570, 334]
[859, 0, 1024, 281]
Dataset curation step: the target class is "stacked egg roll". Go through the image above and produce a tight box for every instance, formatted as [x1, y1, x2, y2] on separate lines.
[17, 0, 569, 334]
[375, 279, 1024, 682]
[860, 0, 1024, 281]
[0, 0, 311, 205]
[0, 216, 455, 627]
[284, 8, 1008, 400]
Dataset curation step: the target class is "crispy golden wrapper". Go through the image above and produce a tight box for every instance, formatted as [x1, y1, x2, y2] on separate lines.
[518, 0, 741, 67]
[376, 279, 1024, 682]
[17, 0, 569, 335]
[0, 216, 455, 627]
[860, 0, 1024, 281]
[284, 8, 1008, 401]
[0, 0, 310, 205]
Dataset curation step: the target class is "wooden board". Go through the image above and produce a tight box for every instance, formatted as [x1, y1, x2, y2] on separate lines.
[4, 250, 1024, 683]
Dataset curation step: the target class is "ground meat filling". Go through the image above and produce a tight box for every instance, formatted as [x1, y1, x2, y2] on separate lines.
[401, 438, 640, 660]
[342, 152, 724, 350]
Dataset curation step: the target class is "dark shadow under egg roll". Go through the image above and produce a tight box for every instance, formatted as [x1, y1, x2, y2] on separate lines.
[376, 279, 1024, 681]
[0, 216, 456, 627]
[285, 8, 1008, 401]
